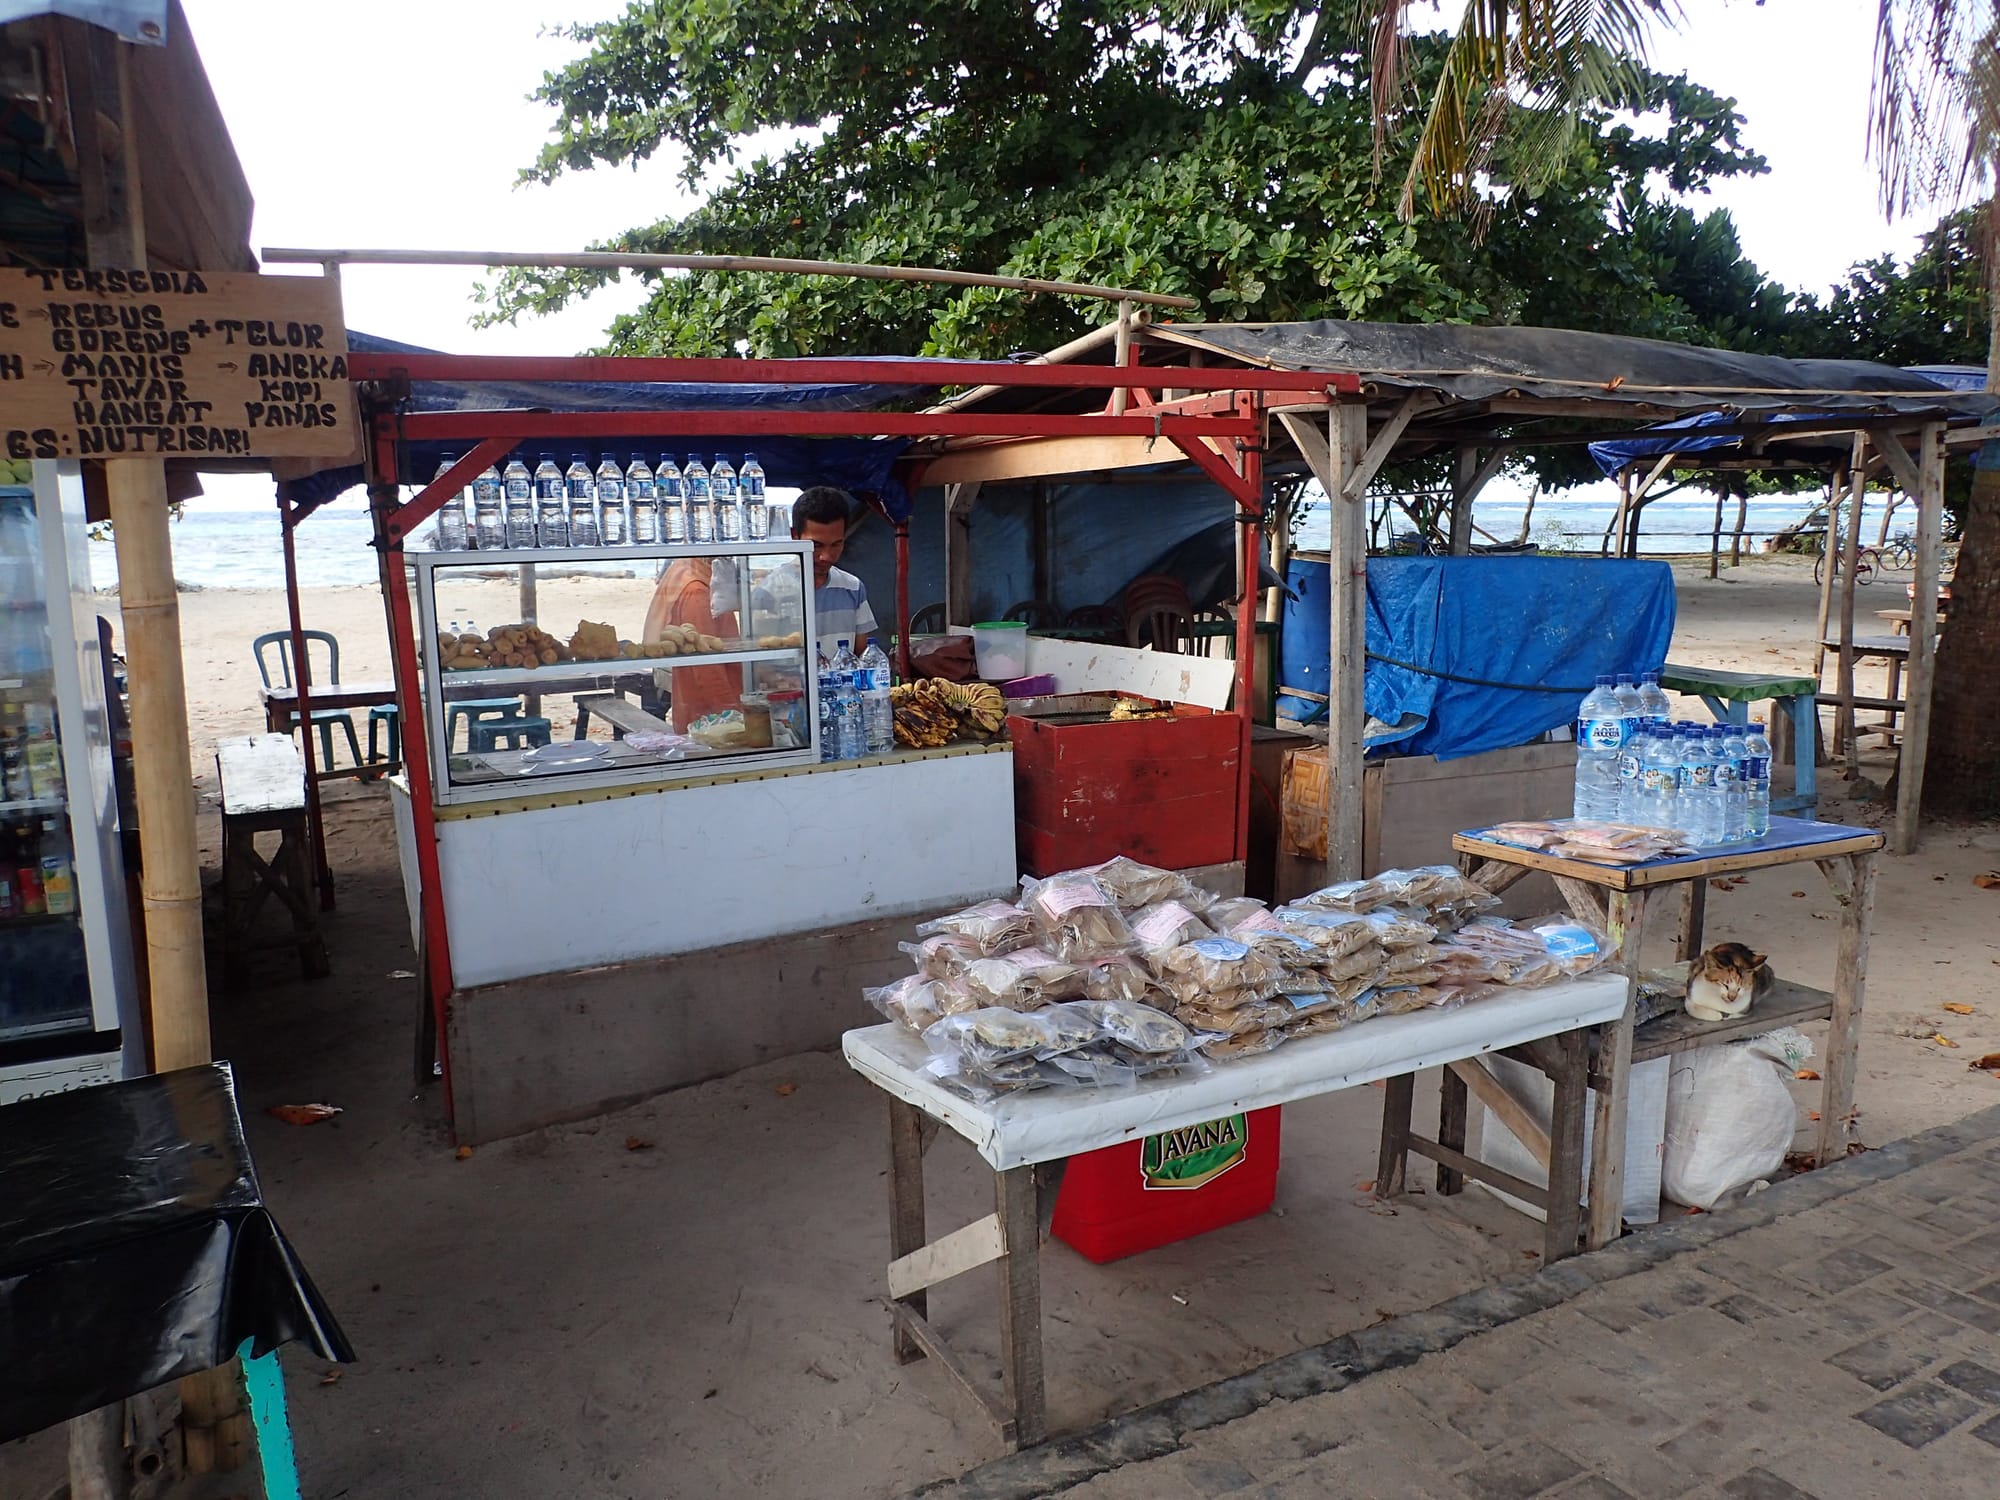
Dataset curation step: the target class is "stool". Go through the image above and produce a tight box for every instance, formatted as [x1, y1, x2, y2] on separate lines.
[366, 703, 400, 766]
[469, 716, 552, 753]
[444, 697, 527, 751]
[1659, 664, 1816, 817]
[215, 734, 330, 987]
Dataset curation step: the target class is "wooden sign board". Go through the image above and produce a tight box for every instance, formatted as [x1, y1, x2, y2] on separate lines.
[0, 268, 354, 461]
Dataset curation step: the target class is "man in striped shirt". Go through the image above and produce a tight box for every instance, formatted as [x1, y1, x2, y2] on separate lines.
[792, 486, 879, 651]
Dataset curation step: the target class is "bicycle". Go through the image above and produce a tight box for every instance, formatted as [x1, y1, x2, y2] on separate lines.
[1814, 545, 1880, 588]
[1880, 530, 1917, 570]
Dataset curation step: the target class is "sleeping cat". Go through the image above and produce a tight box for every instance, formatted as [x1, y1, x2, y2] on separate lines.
[1685, 942, 1773, 1022]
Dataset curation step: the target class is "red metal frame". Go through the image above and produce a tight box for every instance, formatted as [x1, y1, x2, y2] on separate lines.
[353, 354, 1326, 1128]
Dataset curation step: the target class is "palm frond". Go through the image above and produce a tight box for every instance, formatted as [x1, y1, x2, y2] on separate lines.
[1870, 0, 2000, 220]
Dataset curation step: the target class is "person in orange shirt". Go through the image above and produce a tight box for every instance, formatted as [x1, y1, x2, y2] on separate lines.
[643, 557, 741, 732]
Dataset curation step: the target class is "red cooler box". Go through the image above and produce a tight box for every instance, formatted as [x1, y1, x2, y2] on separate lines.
[1050, 1106, 1282, 1263]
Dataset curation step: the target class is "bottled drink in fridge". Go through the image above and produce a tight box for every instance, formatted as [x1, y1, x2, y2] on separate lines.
[1742, 720, 1772, 839]
[1677, 725, 1721, 847]
[533, 453, 568, 548]
[1637, 669, 1672, 731]
[684, 456, 714, 543]
[502, 457, 536, 548]
[831, 639, 865, 760]
[471, 462, 506, 550]
[1636, 721, 1681, 832]
[565, 454, 599, 546]
[431, 454, 469, 550]
[1572, 675, 1626, 820]
[657, 455, 688, 543]
[741, 453, 769, 539]
[1716, 724, 1749, 843]
[626, 454, 657, 545]
[858, 637, 894, 755]
[712, 454, 743, 541]
[595, 455, 627, 545]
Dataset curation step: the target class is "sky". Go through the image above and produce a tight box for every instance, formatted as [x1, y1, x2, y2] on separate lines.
[173, 0, 1936, 508]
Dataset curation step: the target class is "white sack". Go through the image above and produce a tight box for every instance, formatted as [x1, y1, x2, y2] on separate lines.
[1661, 1028, 1813, 1210]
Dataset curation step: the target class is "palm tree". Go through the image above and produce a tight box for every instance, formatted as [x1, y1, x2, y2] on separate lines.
[1365, 0, 2000, 817]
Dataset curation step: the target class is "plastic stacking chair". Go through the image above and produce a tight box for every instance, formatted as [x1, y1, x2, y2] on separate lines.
[366, 704, 400, 767]
[908, 603, 948, 635]
[251, 630, 363, 771]
[1003, 599, 1060, 629]
[468, 716, 553, 754]
[1124, 601, 1193, 653]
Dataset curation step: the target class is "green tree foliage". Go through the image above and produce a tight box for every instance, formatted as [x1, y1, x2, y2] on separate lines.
[1786, 208, 1989, 369]
[486, 5, 1781, 364]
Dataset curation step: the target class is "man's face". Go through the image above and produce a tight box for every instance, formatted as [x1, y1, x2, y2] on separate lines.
[795, 518, 846, 585]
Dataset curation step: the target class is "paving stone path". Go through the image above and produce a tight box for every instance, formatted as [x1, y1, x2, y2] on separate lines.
[921, 1103, 2000, 1500]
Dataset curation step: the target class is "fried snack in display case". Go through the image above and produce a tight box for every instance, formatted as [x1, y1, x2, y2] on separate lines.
[413, 541, 818, 804]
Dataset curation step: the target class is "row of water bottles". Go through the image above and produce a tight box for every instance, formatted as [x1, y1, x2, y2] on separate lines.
[819, 638, 894, 761]
[1574, 673, 1771, 845]
[430, 451, 770, 551]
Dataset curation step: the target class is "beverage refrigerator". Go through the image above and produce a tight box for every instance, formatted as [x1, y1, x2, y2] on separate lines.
[0, 461, 138, 1101]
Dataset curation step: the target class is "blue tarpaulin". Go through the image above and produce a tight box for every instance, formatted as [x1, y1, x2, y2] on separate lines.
[284, 332, 927, 517]
[1278, 556, 1676, 761]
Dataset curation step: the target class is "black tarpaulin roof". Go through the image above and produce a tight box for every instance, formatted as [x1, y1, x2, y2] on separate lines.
[1146, 320, 1986, 419]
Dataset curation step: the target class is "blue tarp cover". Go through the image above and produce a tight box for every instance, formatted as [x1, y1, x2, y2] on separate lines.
[285, 332, 927, 517]
[1279, 556, 1676, 761]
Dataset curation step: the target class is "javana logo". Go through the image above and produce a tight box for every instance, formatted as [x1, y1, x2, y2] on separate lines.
[1140, 1113, 1248, 1191]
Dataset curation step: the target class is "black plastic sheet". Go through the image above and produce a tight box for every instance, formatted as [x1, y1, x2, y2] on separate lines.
[0, 1062, 353, 1440]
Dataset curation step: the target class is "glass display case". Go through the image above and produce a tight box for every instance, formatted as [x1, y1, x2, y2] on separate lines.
[412, 541, 819, 805]
[0, 466, 135, 1096]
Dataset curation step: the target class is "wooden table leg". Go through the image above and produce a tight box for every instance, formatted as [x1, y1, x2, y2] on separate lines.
[1675, 879, 1706, 963]
[995, 1165, 1046, 1448]
[888, 1099, 928, 1364]
[1436, 1066, 1468, 1196]
[1375, 1072, 1416, 1197]
[1586, 888, 1648, 1251]
[1544, 1027, 1588, 1262]
[1817, 852, 1875, 1165]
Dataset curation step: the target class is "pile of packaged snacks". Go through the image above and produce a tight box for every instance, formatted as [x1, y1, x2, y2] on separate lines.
[867, 860, 1610, 1092]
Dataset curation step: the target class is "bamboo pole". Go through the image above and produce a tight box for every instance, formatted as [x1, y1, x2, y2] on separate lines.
[1836, 453, 1868, 767]
[1811, 469, 1843, 687]
[1707, 491, 1725, 579]
[1892, 423, 1946, 855]
[1729, 492, 1748, 567]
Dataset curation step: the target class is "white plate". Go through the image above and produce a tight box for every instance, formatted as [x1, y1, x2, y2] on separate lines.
[523, 740, 610, 767]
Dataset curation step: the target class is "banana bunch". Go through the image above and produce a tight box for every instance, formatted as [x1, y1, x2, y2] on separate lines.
[889, 679, 1010, 745]
[891, 685, 958, 748]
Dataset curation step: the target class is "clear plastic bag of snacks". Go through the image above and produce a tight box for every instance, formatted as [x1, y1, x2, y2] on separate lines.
[1174, 997, 1294, 1035]
[1384, 944, 1442, 977]
[1199, 1026, 1290, 1060]
[1274, 908, 1377, 958]
[1081, 856, 1199, 910]
[953, 947, 1082, 1009]
[1155, 936, 1282, 995]
[1531, 922, 1608, 977]
[864, 974, 952, 1031]
[1380, 865, 1498, 912]
[1204, 896, 1277, 934]
[915, 898, 1034, 955]
[1020, 871, 1138, 962]
[1045, 1047, 1139, 1088]
[1078, 955, 1158, 1003]
[1033, 1001, 1105, 1056]
[1358, 908, 1438, 949]
[921, 1007, 1059, 1068]
[899, 932, 979, 981]
[1079, 998, 1192, 1055]
[1128, 898, 1215, 954]
[1293, 874, 1397, 912]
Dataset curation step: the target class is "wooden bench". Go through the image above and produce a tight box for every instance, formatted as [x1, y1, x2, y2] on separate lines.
[1659, 664, 1816, 816]
[216, 734, 329, 987]
[572, 692, 675, 740]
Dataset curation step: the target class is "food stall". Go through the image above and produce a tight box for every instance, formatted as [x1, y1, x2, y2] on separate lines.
[327, 350, 1331, 1143]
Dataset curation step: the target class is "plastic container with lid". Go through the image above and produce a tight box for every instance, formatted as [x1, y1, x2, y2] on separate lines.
[971, 621, 1030, 681]
[737, 693, 775, 749]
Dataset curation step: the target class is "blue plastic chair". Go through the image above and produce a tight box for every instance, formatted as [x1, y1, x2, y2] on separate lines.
[445, 697, 532, 752]
[252, 630, 362, 771]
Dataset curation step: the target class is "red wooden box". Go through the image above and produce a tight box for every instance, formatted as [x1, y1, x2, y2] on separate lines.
[1008, 704, 1241, 876]
[1050, 1106, 1282, 1263]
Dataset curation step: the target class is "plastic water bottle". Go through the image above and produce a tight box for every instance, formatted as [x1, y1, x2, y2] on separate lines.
[1715, 725, 1748, 843]
[1636, 722, 1681, 831]
[858, 637, 894, 755]
[1637, 670, 1672, 732]
[1742, 720, 1772, 839]
[533, 453, 567, 547]
[626, 454, 657, 545]
[565, 455, 598, 546]
[1678, 725, 1721, 846]
[712, 455, 743, 541]
[742, 453, 769, 539]
[1572, 675, 1626, 820]
[831, 639, 865, 759]
[816, 649, 844, 761]
[593, 455, 626, 545]
[471, 462, 506, 550]
[1613, 674, 1642, 739]
[431, 454, 469, 550]
[657, 456, 687, 543]
[502, 457, 536, 548]
[685, 456, 714, 543]
[1616, 719, 1647, 823]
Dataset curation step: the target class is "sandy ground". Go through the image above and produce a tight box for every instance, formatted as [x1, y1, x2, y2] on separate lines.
[8, 552, 1997, 1499]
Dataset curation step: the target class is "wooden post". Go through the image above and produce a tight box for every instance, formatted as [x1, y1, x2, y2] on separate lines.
[1836, 453, 1868, 767]
[1816, 852, 1874, 1162]
[1585, 888, 1647, 1250]
[943, 482, 979, 626]
[1326, 404, 1369, 878]
[1729, 491, 1749, 567]
[519, 565, 541, 718]
[1893, 424, 1946, 854]
[1450, 447, 1477, 555]
[1605, 471, 1630, 556]
[1811, 467, 1844, 689]
[1707, 490, 1724, 579]
[994, 1166, 1046, 1447]
[1109, 298, 1133, 417]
